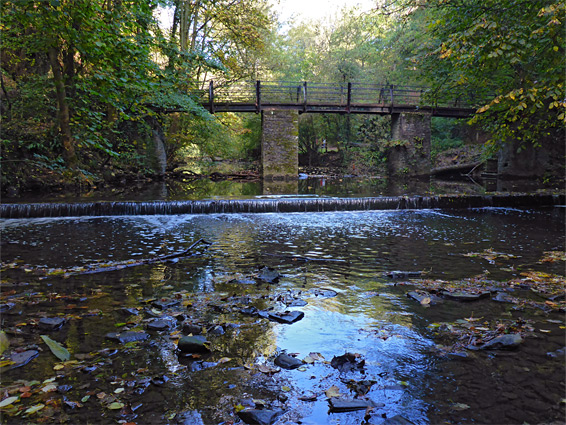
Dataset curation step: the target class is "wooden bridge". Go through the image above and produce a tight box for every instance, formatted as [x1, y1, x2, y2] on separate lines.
[199, 80, 481, 118]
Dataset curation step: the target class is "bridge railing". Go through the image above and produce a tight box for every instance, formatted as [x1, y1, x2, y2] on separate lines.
[198, 80, 486, 112]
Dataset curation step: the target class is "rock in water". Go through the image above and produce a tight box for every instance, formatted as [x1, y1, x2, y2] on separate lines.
[38, 317, 66, 331]
[178, 335, 210, 354]
[274, 353, 303, 369]
[267, 311, 304, 324]
[328, 398, 380, 412]
[479, 334, 523, 350]
[105, 331, 150, 344]
[237, 409, 283, 425]
[257, 267, 281, 283]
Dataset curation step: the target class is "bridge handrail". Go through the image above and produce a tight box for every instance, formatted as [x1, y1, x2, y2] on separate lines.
[196, 80, 488, 112]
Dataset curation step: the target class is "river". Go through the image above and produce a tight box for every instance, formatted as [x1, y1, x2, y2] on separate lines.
[1, 201, 564, 424]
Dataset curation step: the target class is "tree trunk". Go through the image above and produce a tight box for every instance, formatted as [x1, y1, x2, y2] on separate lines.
[48, 45, 76, 166]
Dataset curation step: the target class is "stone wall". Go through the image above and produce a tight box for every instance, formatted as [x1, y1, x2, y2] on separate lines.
[388, 112, 431, 177]
[497, 134, 566, 179]
[261, 110, 299, 179]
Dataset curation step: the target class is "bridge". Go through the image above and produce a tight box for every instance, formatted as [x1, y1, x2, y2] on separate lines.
[179, 81, 485, 180]
[200, 81, 479, 118]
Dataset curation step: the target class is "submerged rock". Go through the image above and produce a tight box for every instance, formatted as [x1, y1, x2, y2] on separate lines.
[257, 267, 282, 284]
[267, 311, 304, 324]
[8, 350, 39, 369]
[382, 415, 416, 425]
[152, 299, 180, 310]
[38, 317, 66, 331]
[274, 353, 303, 369]
[328, 398, 381, 412]
[387, 271, 422, 279]
[106, 331, 150, 344]
[478, 334, 523, 350]
[493, 292, 515, 303]
[147, 319, 174, 331]
[182, 323, 202, 335]
[178, 335, 210, 354]
[237, 409, 283, 425]
[441, 290, 490, 301]
[406, 291, 441, 305]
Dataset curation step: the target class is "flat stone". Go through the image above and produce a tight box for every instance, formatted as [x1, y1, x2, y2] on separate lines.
[182, 323, 202, 335]
[178, 335, 210, 354]
[105, 331, 150, 344]
[441, 290, 490, 301]
[147, 319, 173, 331]
[328, 398, 380, 412]
[121, 307, 140, 316]
[480, 333, 523, 350]
[9, 350, 39, 369]
[152, 299, 180, 310]
[267, 310, 304, 324]
[493, 292, 515, 303]
[274, 353, 303, 369]
[38, 317, 66, 331]
[237, 409, 283, 425]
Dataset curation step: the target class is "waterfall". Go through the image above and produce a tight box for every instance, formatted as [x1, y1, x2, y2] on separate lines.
[1, 194, 563, 218]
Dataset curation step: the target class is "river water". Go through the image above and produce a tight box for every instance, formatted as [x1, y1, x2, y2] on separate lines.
[1, 205, 565, 424]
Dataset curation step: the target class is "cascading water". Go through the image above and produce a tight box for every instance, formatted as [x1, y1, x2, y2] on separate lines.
[1, 194, 563, 218]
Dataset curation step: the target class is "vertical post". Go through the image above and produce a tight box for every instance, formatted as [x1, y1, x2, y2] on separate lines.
[256, 80, 261, 113]
[302, 82, 307, 113]
[389, 84, 394, 105]
[346, 82, 352, 113]
[209, 80, 215, 114]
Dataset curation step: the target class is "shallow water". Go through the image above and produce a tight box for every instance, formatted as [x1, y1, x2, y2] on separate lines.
[1, 207, 565, 424]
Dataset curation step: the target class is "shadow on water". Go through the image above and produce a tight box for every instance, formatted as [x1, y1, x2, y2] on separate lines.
[1, 207, 565, 424]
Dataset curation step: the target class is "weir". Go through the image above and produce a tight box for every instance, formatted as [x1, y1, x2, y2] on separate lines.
[1, 194, 563, 218]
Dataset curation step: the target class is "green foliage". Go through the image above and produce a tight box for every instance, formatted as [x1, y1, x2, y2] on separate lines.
[413, 0, 566, 148]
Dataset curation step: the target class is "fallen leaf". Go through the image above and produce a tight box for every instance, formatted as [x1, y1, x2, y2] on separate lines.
[325, 385, 342, 398]
[40, 335, 70, 362]
[0, 396, 19, 408]
[108, 402, 125, 410]
[24, 403, 45, 414]
[0, 331, 9, 355]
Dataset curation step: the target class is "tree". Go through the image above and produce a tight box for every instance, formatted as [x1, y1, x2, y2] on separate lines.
[403, 0, 566, 149]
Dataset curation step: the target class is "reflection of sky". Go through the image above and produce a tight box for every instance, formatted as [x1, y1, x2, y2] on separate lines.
[2, 208, 563, 424]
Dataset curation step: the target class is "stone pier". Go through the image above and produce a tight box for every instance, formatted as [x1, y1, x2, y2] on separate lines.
[388, 112, 431, 177]
[261, 110, 299, 179]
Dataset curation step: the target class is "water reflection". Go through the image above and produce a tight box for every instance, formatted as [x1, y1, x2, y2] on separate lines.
[4, 174, 557, 204]
[1, 207, 564, 423]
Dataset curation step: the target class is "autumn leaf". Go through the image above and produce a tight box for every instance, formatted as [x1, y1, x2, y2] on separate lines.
[40, 335, 70, 362]
[325, 385, 342, 398]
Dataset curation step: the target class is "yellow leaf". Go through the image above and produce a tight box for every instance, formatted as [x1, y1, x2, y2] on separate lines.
[325, 385, 342, 398]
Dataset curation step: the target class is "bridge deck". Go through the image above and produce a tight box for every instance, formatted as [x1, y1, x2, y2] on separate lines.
[188, 81, 484, 118]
